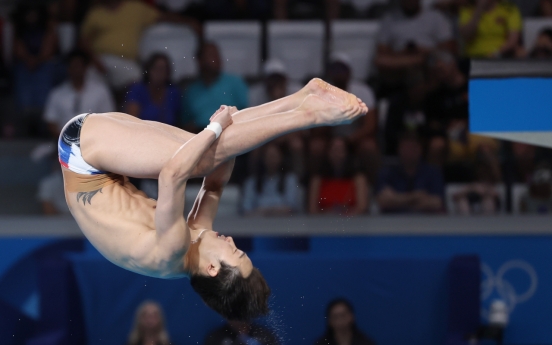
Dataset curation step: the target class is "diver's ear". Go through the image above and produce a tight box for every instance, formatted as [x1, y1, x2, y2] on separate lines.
[207, 262, 219, 277]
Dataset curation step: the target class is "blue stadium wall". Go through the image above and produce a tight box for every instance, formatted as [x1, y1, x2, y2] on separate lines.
[0, 234, 549, 345]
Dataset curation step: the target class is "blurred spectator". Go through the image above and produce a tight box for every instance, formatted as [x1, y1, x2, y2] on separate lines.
[452, 146, 503, 215]
[308, 137, 369, 216]
[242, 143, 302, 216]
[37, 150, 70, 216]
[328, 53, 377, 144]
[12, 4, 58, 121]
[503, 142, 538, 184]
[520, 163, 552, 214]
[249, 59, 302, 107]
[529, 28, 552, 58]
[314, 298, 376, 345]
[43, 50, 114, 138]
[459, 0, 522, 58]
[127, 300, 171, 345]
[374, 0, 454, 94]
[423, 51, 468, 132]
[274, 0, 340, 20]
[249, 59, 305, 177]
[325, 52, 380, 185]
[80, 0, 198, 89]
[182, 42, 248, 132]
[125, 53, 180, 125]
[203, 320, 280, 345]
[536, 0, 552, 16]
[377, 132, 444, 213]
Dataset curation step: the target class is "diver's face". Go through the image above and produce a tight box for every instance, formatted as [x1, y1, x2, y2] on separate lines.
[197, 230, 253, 278]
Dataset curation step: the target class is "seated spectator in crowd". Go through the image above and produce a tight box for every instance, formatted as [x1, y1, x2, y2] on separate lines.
[37, 152, 70, 216]
[127, 300, 171, 345]
[126, 53, 180, 125]
[249, 59, 305, 177]
[204, 320, 280, 345]
[520, 163, 552, 214]
[308, 137, 369, 216]
[242, 143, 302, 216]
[274, 0, 339, 20]
[249, 59, 302, 107]
[529, 28, 552, 58]
[325, 52, 380, 185]
[503, 142, 539, 185]
[452, 145, 503, 215]
[459, 0, 522, 58]
[12, 4, 58, 121]
[423, 51, 468, 132]
[377, 132, 444, 213]
[80, 0, 197, 89]
[182, 42, 248, 133]
[43, 50, 114, 138]
[536, 0, 552, 16]
[374, 0, 454, 94]
[314, 298, 376, 345]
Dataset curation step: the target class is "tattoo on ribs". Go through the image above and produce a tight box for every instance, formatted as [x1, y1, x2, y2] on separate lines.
[76, 189, 102, 205]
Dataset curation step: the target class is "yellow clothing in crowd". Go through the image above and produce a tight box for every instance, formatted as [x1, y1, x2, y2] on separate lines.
[449, 134, 499, 162]
[81, 1, 160, 61]
[459, 2, 522, 57]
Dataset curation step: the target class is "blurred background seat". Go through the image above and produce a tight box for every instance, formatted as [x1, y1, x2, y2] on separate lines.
[204, 21, 262, 79]
[267, 21, 324, 82]
[330, 20, 381, 81]
[139, 23, 198, 82]
[523, 18, 552, 51]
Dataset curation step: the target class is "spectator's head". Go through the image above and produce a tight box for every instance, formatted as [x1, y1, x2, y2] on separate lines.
[512, 142, 536, 162]
[263, 143, 284, 175]
[12, 4, 48, 35]
[327, 53, 352, 90]
[426, 132, 448, 168]
[186, 231, 270, 321]
[197, 42, 222, 82]
[530, 29, 552, 58]
[398, 131, 423, 168]
[328, 137, 350, 172]
[324, 298, 359, 338]
[400, 0, 421, 16]
[529, 162, 552, 199]
[66, 50, 89, 88]
[538, 0, 552, 17]
[144, 53, 171, 86]
[263, 59, 288, 101]
[127, 300, 170, 345]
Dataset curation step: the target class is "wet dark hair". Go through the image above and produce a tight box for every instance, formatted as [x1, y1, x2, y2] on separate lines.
[143, 53, 172, 84]
[190, 262, 271, 321]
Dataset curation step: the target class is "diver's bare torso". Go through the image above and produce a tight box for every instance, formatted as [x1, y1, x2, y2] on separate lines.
[63, 169, 186, 278]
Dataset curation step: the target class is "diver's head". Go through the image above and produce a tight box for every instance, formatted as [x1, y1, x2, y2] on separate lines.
[185, 230, 271, 321]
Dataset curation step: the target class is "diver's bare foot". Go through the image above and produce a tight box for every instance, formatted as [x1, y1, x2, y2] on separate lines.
[299, 94, 364, 127]
[303, 78, 368, 114]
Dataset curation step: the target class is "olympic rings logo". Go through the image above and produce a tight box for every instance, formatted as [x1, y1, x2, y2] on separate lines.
[481, 260, 538, 317]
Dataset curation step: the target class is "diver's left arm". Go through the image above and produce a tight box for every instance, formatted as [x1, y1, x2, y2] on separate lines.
[187, 158, 235, 230]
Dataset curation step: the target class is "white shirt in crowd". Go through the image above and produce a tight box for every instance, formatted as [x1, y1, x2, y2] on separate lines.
[241, 174, 302, 214]
[37, 170, 71, 215]
[43, 79, 115, 131]
[248, 81, 303, 107]
[332, 81, 376, 137]
[378, 8, 453, 51]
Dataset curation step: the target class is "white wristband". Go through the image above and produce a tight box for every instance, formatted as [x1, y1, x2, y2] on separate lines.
[205, 122, 223, 139]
